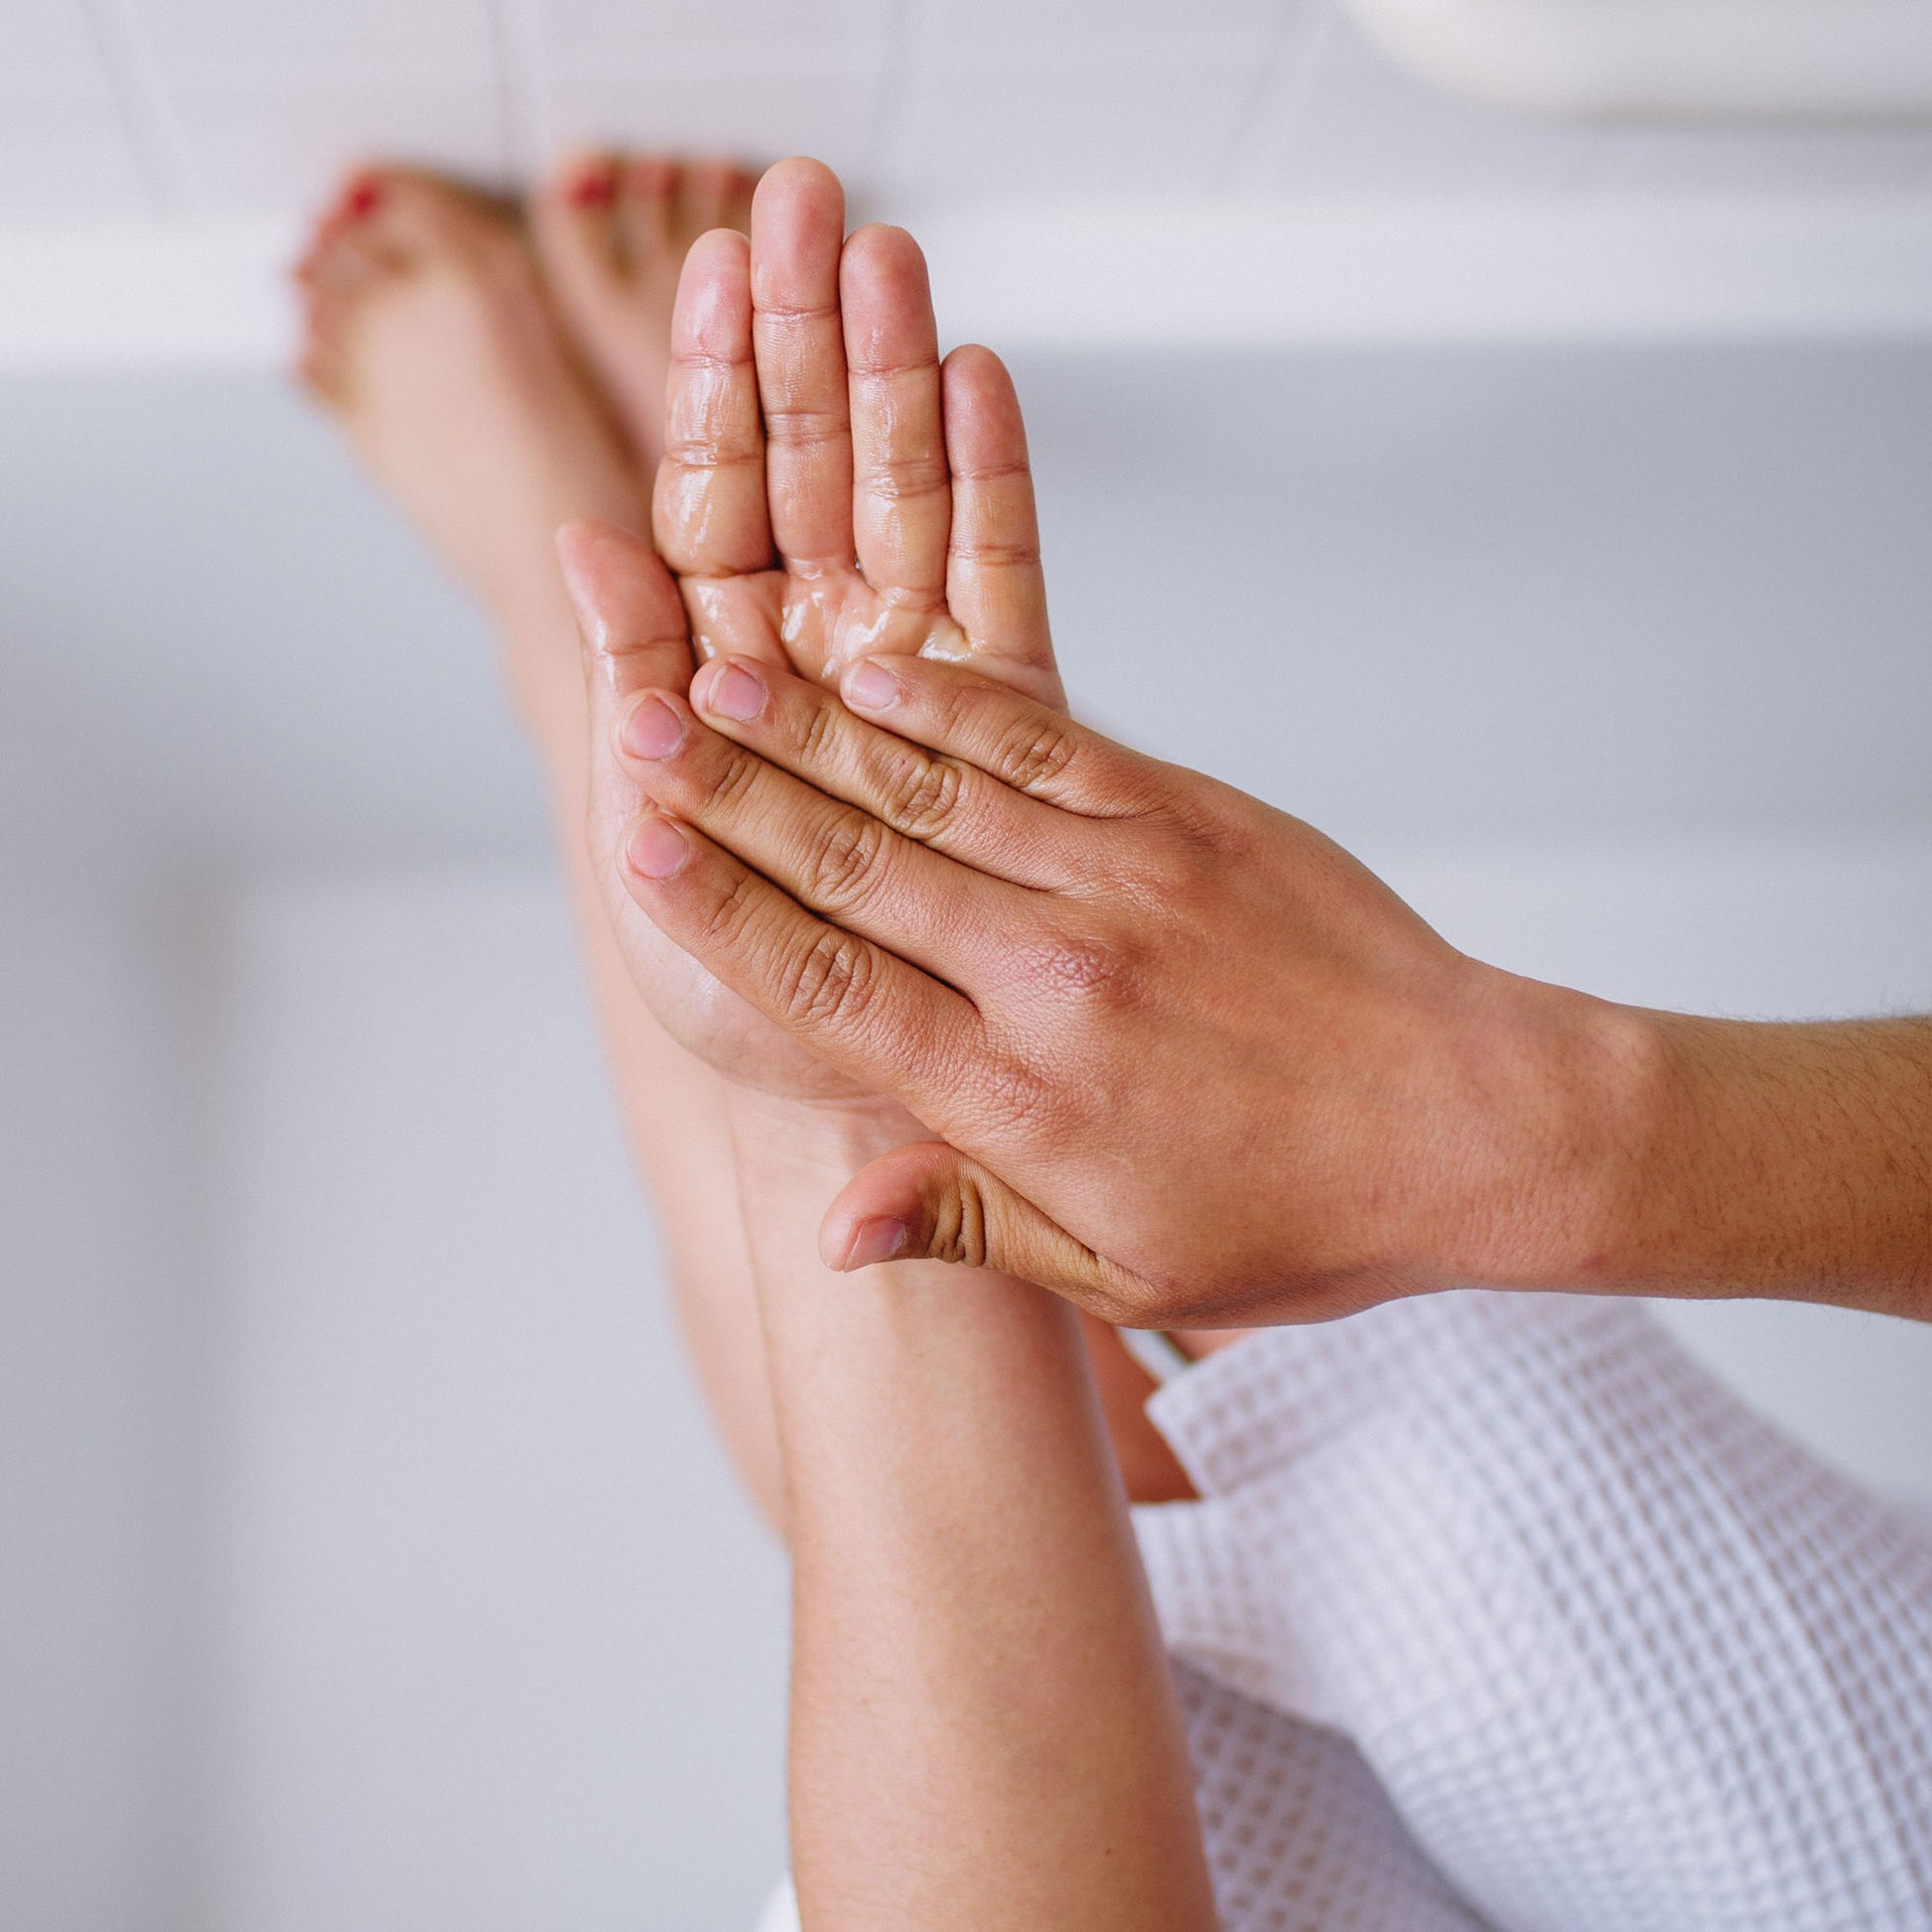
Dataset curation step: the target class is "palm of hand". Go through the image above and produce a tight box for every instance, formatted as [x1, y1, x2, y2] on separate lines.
[628, 585, 965, 1100]
[572, 159, 1060, 1098]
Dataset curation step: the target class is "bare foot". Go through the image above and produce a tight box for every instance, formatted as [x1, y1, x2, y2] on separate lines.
[296, 166, 647, 752]
[530, 151, 759, 476]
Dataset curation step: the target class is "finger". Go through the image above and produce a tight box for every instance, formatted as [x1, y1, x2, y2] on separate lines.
[842, 224, 949, 613]
[615, 682, 1006, 980]
[838, 654, 1163, 818]
[942, 345, 1060, 705]
[750, 157, 855, 571]
[681, 652, 1080, 888]
[617, 806, 977, 1102]
[558, 518, 694, 701]
[559, 518, 694, 901]
[655, 226, 772, 581]
[818, 1141, 1148, 1320]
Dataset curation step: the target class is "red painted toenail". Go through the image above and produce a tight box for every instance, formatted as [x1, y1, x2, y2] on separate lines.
[345, 177, 381, 218]
[570, 165, 616, 207]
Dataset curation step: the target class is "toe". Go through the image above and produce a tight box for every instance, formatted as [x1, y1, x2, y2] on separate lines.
[723, 165, 759, 238]
[346, 165, 523, 283]
[562, 150, 619, 214]
[679, 159, 757, 243]
[619, 154, 679, 268]
[296, 276, 360, 405]
[680, 160, 736, 237]
[305, 225, 387, 296]
[531, 149, 622, 285]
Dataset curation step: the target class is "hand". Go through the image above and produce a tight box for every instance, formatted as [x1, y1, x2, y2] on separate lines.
[578, 643, 1661, 1327]
[561, 157, 1063, 1098]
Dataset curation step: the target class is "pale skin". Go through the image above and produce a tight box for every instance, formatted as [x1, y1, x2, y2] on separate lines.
[299, 154, 1216, 1927]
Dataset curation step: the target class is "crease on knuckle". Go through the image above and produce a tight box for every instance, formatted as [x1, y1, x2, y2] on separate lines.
[695, 868, 760, 954]
[881, 751, 963, 843]
[671, 346, 753, 374]
[952, 454, 1032, 485]
[805, 811, 892, 916]
[663, 433, 762, 470]
[948, 537, 1040, 569]
[757, 301, 842, 328]
[860, 455, 950, 504]
[703, 745, 763, 815]
[759, 403, 847, 450]
[1087, 1277, 1163, 1329]
[926, 1169, 990, 1268]
[779, 925, 876, 1032]
[855, 355, 939, 382]
[995, 714, 1080, 794]
[795, 694, 843, 768]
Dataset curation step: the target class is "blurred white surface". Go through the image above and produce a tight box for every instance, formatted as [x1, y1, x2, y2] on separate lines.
[4, 1, 1932, 363]
[1348, 0, 1932, 118]
[197, 870, 788, 1932]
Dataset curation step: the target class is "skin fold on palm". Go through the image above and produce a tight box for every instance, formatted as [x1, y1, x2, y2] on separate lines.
[563, 156, 1067, 1101]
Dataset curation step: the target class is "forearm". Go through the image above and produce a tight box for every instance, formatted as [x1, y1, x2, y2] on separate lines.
[1560, 1005, 1932, 1318]
[727, 1086, 1216, 1932]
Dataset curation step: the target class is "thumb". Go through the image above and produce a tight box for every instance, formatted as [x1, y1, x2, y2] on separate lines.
[819, 1139, 1147, 1319]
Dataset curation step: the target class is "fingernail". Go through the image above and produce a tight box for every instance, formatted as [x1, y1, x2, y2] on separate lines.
[626, 816, 689, 880]
[622, 693, 684, 760]
[844, 660, 898, 712]
[702, 661, 765, 723]
[570, 164, 615, 207]
[841, 1217, 910, 1270]
[344, 175, 381, 218]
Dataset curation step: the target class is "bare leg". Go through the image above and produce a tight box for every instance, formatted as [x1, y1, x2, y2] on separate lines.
[572, 158, 1219, 1924]
[732, 1092, 1219, 1929]
[293, 161, 1193, 1521]
[296, 166, 782, 1522]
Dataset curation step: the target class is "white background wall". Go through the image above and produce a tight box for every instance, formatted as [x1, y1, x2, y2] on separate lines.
[195, 874, 788, 1932]
[3, 337, 1930, 1929]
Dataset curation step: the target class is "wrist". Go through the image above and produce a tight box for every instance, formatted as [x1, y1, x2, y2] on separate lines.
[1440, 967, 1672, 1294]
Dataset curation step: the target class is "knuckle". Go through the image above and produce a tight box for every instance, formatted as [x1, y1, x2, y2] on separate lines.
[795, 692, 843, 767]
[759, 402, 845, 450]
[803, 811, 892, 914]
[702, 742, 763, 814]
[925, 1170, 991, 1268]
[1082, 1284, 1143, 1327]
[1005, 930, 1139, 1017]
[862, 453, 950, 504]
[1163, 783, 1237, 858]
[664, 431, 761, 470]
[879, 751, 964, 842]
[694, 868, 759, 953]
[995, 714, 1081, 793]
[949, 536, 1041, 569]
[972, 1053, 1047, 1137]
[779, 925, 877, 1032]
[1089, 1278, 1169, 1329]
